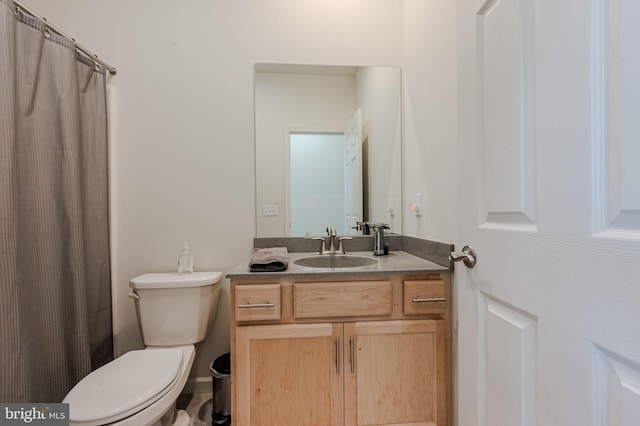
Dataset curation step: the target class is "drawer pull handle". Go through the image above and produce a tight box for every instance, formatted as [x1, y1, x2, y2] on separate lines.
[237, 303, 275, 308]
[412, 297, 447, 303]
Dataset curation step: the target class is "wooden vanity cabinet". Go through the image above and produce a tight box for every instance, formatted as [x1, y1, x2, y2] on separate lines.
[235, 323, 344, 425]
[230, 273, 451, 426]
[344, 320, 446, 426]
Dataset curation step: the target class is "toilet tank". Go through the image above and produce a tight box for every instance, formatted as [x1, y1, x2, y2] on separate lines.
[129, 272, 222, 346]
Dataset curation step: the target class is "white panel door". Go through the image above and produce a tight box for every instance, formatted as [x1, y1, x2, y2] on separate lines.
[344, 108, 363, 235]
[456, 0, 640, 425]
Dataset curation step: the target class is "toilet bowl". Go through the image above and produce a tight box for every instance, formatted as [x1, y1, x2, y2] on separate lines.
[63, 272, 222, 426]
[64, 345, 194, 426]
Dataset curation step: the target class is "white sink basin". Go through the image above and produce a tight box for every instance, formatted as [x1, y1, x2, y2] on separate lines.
[293, 255, 378, 268]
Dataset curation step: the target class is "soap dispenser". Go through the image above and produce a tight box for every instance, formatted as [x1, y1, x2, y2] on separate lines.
[177, 242, 194, 273]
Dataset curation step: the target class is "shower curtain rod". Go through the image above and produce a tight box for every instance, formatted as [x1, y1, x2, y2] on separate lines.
[13, 0, 117, 75]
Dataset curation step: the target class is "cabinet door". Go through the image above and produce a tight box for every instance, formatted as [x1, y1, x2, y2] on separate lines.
[235, 323, 344, 426]
[344, 320, 446, 426]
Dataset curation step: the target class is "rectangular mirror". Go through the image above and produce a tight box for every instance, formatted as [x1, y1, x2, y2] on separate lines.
[255, 64, 402, 237]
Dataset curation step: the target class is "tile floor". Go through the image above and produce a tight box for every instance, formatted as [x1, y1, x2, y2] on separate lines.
[177, 392, 214, 425]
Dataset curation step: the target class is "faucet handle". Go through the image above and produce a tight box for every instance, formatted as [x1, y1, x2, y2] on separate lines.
[312, 237, 326, 255]
[338, 237, 352, 254]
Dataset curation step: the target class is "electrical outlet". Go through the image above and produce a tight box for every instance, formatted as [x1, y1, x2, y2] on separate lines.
[414, 193, 422, 216]
[262, 205, 278, 217]
[387, 197, 395, 216]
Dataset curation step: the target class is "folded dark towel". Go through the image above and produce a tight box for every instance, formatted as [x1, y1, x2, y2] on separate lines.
[249, 247, 289, 272]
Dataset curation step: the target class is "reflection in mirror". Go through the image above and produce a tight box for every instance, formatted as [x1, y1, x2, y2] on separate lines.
[289, 132, 345, 235]
[255, 64, 402, 238]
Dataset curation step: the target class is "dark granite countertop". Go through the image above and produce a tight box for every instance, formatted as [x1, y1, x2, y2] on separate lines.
[226, 250, 449, 279]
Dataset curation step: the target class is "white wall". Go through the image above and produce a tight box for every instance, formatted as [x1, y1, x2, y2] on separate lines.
[402, 0, 459, 241]
[357, 67, 403, 232]
[20, 0, 404, 383]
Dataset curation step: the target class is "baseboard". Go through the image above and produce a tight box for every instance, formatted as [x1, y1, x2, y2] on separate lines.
[183, 375, 212, 394]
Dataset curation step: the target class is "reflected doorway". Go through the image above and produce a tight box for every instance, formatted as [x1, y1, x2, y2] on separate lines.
[288, 133, 345, 236]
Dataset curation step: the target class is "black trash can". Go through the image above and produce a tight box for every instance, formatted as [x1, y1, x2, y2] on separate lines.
[210, 352, 231, 425]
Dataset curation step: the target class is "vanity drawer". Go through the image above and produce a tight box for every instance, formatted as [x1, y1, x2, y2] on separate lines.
[404, 280, 447, 315]
[293, 281, 392, 319]
[235, 284, 281, 321]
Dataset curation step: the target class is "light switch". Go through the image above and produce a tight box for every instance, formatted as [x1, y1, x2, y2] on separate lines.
[262, 205, 278, 217]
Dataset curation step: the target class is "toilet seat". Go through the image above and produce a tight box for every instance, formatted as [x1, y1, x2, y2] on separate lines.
[64, 348, 183, 426]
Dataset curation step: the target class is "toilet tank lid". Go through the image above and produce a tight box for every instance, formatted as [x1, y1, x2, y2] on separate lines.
[129, 271, 222, 289]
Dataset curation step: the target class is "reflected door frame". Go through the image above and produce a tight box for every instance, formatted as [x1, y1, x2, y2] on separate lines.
[285, 128, 346, 237]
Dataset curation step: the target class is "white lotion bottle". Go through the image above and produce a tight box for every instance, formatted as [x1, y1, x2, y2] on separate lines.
[177, 242, 194, 273]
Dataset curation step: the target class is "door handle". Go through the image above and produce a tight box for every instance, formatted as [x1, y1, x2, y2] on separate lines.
[450, 245, 477, 268]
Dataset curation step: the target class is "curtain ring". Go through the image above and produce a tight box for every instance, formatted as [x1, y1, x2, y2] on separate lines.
[44, 27, 51, 38]
[15, 6, 22, 16]
[94, 60, 101, 72]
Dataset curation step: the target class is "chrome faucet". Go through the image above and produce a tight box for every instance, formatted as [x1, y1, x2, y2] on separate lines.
[327, 226, 337, 253]
[312, 226, 351, 255]
[372, 223, 389, 256]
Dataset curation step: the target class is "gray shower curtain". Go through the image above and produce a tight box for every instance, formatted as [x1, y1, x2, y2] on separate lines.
[0, 0, 112, 403]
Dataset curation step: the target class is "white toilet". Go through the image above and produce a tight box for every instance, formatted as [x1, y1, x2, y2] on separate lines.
[63, 271, 223, 426]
